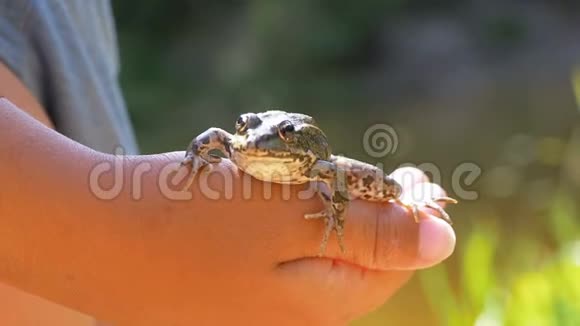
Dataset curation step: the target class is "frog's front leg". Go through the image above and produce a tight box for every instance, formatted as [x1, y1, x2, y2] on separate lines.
[304, 160, 349, 255]
[180, 128, 233, 189]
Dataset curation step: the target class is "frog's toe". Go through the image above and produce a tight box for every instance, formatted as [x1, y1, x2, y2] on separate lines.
[411, 204, 421, 223]
[424, 200, 453, 224]
[181, 173, 195, 191]
[334, 223, 346, 253]
[432, 196, 459, 205]
[180, 157, 211, 191]
[180, 155, 193, 167]
[309, 211, 347, 254]
[318, 216, 335, 256]
[395, 197, 456, 225]
[191, 159, 208, 175]
[304, 210, 327, 220]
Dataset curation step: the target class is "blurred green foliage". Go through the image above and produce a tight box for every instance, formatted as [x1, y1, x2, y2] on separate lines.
[112, 1, 580, 325]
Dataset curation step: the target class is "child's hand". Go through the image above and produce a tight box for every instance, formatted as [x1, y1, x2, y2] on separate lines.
[147, 157, 455, 325]
[0, 97, 455, 325]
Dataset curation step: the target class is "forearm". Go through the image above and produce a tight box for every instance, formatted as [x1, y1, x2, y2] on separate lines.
[0, 100, 118, 315]
[0, 99, 193, 323]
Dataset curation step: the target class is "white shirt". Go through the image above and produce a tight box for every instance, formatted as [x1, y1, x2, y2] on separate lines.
[0, 0, 139, 154]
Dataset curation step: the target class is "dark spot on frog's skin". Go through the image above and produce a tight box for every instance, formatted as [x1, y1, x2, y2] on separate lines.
[246, 113, 262, 129]
[347, 175, 356, 184]
[383, 176, 399, 188]
[223, 139, 233, 156]
[362, 175, 375, 187]
[332, 191, 349, 203]
[320, 192, 331, 201]
[362, 194, 372, 200]
[254, 133, 279, 148]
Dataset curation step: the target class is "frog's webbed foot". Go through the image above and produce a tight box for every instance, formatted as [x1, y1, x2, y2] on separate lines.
[303, 190, 332, 220]
[394, 196, 458, 224]
[179, 154, 212, 191]
[305, 159, 349, 255]
[179, 128, 232, 191]
[304, 190, 348, 255]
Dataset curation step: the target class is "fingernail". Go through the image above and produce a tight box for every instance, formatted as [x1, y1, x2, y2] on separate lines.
[417, 218, 456, 266]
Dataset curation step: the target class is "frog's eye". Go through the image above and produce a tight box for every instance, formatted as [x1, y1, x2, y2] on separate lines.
[235, 115, 248, 134]
[277, 120, 295, 142]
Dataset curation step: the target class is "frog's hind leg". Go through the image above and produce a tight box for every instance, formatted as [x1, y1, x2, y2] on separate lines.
[305, 160, 349, 255]
[320, 214, 335, 255]
[330, 191, 348, 253]
[394, 196, 458, 224]
[304, 190, 347, 254]
[303, 190, 332, 253]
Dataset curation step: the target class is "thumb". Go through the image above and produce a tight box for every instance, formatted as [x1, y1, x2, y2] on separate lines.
[313, 172, 456, 271]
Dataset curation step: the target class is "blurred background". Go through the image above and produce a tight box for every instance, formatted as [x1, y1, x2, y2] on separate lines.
[112, 0, 580, 325]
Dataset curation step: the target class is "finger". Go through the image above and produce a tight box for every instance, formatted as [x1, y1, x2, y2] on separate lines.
[390, 167, 430, 190]
[297, 197, 456, 271]
[372, 199, 456, 270]
[393, 182, 456, 268]
[276, 259, 413, 324]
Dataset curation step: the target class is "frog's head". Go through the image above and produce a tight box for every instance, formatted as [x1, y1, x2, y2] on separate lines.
[230, 110, 331, 180]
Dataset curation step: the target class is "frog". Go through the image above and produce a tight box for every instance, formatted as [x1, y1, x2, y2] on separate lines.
[179, 110, 457, 254]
